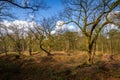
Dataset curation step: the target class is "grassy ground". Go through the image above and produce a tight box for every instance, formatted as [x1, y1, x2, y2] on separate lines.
[0, 51, 120, 80]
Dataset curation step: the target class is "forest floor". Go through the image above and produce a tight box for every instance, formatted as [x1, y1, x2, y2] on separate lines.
[0, 51, 120, 80]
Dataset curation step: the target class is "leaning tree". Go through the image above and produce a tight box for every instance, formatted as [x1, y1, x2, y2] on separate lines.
[29, 17, 57, 56]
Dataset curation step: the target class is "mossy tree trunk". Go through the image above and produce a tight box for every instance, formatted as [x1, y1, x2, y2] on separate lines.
[63, 0, 120, 65]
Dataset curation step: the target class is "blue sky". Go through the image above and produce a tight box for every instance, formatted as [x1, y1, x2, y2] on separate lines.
[3, 0, 78, 33]
[10, 0, 64, 21]
[2, 0, 120, 34]
[41, 0, 64, 18]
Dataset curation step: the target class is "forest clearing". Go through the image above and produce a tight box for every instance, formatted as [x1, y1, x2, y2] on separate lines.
[0, 0, 120, 80]
[0, 51, 120, 80]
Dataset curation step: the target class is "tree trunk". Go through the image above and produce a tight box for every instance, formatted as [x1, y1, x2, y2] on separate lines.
[4, 42, 8, 56]
[5, 51, 8, 56]
[29, 38, 32, 56]
[88, 45, 93, 64]
[29, 48, 32, 56]
[87, 36, 97, 64]
[40, 44, 51, 56]
[92, 41, 97, 64]
[86, 37, 92, 64]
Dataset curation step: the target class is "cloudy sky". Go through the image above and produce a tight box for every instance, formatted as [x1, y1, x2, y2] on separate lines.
[1, 0, 120, 34]
[1, 0, 79, 34]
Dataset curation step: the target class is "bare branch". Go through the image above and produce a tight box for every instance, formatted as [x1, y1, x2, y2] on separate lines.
[0, 0, 48, 11]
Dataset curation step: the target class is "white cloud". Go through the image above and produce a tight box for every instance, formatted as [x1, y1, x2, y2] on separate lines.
[108, 11, 120, 18]
[1, 20, 36, 29]
[51, 20, 78, 34]
[68, 25, 77, 31]
[105, 11, 120, 32]
[56, 20, 64, 27]
[108, 11, 120, 23]
[1, 20, 80, 35]
[51, 30, 56, 35]
[106, 24, 118, 31]
[0, 20, 38, 35]
[2, 20, 11, 27]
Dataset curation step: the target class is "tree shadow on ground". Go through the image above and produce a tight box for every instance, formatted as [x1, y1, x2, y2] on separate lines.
[0, 54, 120, 80]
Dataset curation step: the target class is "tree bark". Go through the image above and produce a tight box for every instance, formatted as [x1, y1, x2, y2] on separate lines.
[87, 36, 97, 64]
[86, 37, 92, 64]
[29, 48, 32, 56]
[88, 45, 93, 64]
[40, 44, 51, 56]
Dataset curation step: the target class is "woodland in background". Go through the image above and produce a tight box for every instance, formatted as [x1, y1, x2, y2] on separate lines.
[0, 0, 120, 63]
[0, 28, 120, 55]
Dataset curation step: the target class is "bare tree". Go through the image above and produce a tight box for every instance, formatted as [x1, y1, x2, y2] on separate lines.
[40, 17, 57, 54]
[0, 0, 50, 56]
[27, 29, 34, 56]
[62, 0, 120, 64]
[29, 23, 51, 56]
[0, 24, 8, 55]
[4, 22, 25, 55]
[29, 17, 57, 56]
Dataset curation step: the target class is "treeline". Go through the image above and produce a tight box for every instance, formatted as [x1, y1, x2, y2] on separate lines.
[0, 25, 120, 56]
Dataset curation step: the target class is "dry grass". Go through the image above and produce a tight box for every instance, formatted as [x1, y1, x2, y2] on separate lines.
[0, 51, 120, 80]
